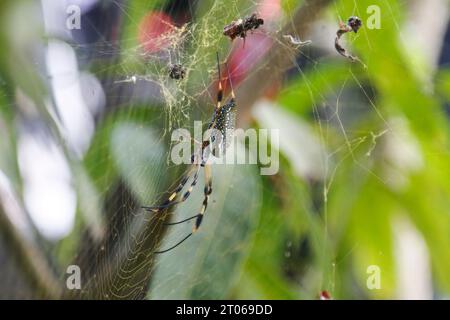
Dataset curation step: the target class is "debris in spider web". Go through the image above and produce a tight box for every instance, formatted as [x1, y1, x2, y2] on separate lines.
[114, 75, 138, 84]
[168, 63, 186, 80]
[113, 75, 157, 85]
[335, 16, 367, 69]
[223, 13, 264, 41]
[365, 129, 388, 157]
[283, 34, 312, 48]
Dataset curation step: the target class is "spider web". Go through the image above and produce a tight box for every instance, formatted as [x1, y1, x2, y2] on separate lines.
[1, 0, 416, 300]
[63, 0, 268, 300]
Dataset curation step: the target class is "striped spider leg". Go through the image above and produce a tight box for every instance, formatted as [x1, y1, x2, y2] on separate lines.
[143, 52, 236, 254]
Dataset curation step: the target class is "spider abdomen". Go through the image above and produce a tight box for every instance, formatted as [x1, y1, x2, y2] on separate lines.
[211, 99, 236, 153]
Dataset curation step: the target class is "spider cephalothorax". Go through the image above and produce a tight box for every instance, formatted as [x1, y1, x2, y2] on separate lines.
[223, 13, 264, 41]
[169, 63, 186, 80]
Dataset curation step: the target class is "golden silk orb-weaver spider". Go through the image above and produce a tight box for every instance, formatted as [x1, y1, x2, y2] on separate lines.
[143, 52, 236, 254]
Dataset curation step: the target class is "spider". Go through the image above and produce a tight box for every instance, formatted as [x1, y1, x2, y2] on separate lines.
[335, 16, 365, 66]
[143, 52, 236, 254]
[169, 63, 186, 80]
[223, 13, 264, 43]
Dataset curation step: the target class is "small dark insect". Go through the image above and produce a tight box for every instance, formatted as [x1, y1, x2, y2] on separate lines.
[347, 16, 363, 33]
[169, 63, 186, 80]
[223, 13, 264, 42]
[335, 16, 365, 67]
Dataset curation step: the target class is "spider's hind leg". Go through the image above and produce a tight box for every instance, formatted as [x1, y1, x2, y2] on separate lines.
[162, 163, 212, 228]
[142, 164, 200, 212]
[193, 163, 212, 233]
[153, 164, 212, 254]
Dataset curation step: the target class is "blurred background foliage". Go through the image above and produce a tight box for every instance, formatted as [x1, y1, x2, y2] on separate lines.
[0, 0, 449, 300]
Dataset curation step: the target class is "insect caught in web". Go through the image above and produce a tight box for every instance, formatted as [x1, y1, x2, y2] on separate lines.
[335, 16, 366, 67]
[143, 52, 236, 254]
[168, 63, 186, 80]
[223, 13, 264, 44]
